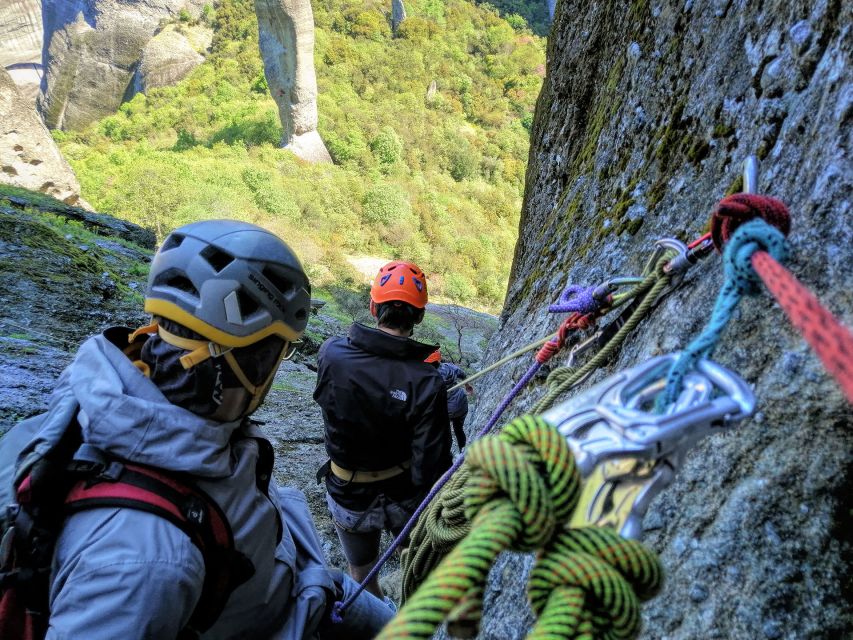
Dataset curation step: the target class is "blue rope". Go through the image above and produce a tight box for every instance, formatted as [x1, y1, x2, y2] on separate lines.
[658, 219, 789, 409]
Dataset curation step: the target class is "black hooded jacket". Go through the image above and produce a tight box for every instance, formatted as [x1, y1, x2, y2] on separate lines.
[314, 323, 452, 510]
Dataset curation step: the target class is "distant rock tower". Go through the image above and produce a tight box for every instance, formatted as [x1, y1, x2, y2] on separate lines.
[0, 68, 88, 207]
[255, 0, 331, 164]
[392, 0, 407, 34]
[547, 0, 557, 20]
[0, 0, 43, 107]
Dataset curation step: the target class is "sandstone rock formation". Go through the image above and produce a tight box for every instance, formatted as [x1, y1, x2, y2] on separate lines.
[546, 0, 557, 21]
[465, 1, 851, 638]
[392, 0, 407, 34]
[134, 28, 204, 95]
[38, 0, 206, 131]
[0, 69, 88, 208]
[255, 0, 332, 163]
[0, 0, 43, 106]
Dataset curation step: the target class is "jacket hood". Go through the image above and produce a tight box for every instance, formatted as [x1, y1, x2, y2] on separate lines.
[65, 332, 239, 477]
[348, 322, 438, 361]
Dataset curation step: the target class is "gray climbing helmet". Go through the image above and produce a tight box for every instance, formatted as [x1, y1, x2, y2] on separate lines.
[145, 219, 311, 346]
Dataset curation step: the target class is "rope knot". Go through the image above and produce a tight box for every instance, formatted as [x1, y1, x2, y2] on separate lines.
[724, 218, 790, 295]
[464, 416, 581, 551]
[529, 528, 662, 638]
[535, 313, 597, 364]
[549, 285, 601, 314]
[711, 193, 791, 252]
[535, 339, 561, 364]
[329, 601, 344, 624]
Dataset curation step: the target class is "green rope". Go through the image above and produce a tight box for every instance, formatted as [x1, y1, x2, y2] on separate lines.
[401, 257, 675, 605]
[528, 528, 662, 639]
[383, 416, 662, 640]
[449, 334, 556, 392]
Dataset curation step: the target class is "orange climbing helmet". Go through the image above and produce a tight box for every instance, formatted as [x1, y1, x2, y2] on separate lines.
[425, 349, 441, 364]
[370, 260, 428, 309]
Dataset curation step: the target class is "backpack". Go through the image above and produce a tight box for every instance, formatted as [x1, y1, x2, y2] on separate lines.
[0, 418, 259, 640]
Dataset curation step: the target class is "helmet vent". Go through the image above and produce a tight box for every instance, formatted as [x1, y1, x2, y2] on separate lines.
[164, 274, 198, 297]
[237, 290, 260, 317]
[201, 246, 235, 273]
[160, 234, 184, 251]
[262, 266, 295, 296]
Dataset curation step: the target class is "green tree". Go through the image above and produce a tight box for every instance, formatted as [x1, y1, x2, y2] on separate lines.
[370, 126, 403, 170]
[362, 183, 410, 226]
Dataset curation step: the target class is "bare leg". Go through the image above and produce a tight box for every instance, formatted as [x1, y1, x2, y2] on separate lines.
[348, 558, 383, 599]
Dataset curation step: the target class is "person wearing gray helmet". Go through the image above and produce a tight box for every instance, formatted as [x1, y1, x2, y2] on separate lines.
[0, 220, 394, 639]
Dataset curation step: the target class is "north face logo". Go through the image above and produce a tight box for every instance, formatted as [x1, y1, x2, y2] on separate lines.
[389, 389, 407, 402]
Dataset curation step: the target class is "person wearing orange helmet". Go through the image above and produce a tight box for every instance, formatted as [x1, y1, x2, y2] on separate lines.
[313, 261, 452, 602]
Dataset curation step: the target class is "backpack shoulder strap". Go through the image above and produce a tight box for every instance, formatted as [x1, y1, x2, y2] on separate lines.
[240, 421, 282, 544]
[64, 461, 254, 635]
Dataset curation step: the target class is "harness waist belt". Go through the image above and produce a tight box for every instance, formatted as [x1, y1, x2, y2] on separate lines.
[330, 460, 411, 483]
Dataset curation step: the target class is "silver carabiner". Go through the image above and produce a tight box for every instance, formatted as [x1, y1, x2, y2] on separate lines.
[540, 353, 755, 540]
[641, 238, 688, 276]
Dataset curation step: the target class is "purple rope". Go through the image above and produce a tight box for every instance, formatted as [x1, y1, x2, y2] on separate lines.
[333, 359, 544, 617]
[548, 284, 598, 314]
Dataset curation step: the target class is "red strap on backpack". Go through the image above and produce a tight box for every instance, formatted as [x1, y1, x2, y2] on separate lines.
[64, 462, 253, 635]
[1, 460, 253, 640]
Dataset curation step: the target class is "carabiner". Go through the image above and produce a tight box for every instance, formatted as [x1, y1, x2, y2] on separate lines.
[540, 353, 755, 539]
[642, 237, 688, 277]
[591, 276, 646, 303]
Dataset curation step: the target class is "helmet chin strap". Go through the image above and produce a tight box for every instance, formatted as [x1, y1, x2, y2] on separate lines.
[131, 322, 289, 415]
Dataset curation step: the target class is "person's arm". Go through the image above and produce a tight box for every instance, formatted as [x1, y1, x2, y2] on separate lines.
[410, 380, 452, 488]
[48, 508, 205, 639]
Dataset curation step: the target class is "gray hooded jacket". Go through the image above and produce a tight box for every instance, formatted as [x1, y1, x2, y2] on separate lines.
[0, 333, 339, 639]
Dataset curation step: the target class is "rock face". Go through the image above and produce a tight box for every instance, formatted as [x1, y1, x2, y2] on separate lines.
[38, 0, 206, 131]
[0, 190, 152, 433]
[466, 1, 852, 639]
[134, 28, 204, 95]
[255, 0, 332, 163]
[392, 0, 407, 34]
[0, 70, 88, 207]
[0, 0, 44, 106]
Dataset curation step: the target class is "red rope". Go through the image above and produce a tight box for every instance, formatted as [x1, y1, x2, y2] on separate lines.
[688, 232, 712, 250]
[710, 193, 852, 403]
[710, 193, 791, 251]
[535, 312, 597, 364]
[751, 252, 853, 403]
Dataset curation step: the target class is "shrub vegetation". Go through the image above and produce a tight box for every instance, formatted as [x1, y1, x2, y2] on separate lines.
[58, 0, 545, 311]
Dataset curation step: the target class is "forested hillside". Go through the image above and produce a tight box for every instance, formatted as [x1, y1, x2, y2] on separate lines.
[54, 0, 545, 311]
